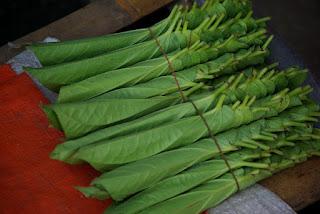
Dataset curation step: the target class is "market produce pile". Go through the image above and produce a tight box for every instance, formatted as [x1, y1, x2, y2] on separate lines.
[26, 0, 320, 213]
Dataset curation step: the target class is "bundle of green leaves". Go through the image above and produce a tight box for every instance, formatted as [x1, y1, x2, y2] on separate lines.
[26, 0, 320, 213]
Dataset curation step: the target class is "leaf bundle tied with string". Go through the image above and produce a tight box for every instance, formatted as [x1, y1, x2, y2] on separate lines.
[21, 1, 320, 213]
[78, 103, 319, 205]
[50, 64, 309, 163]
[73, 87, 310, 171]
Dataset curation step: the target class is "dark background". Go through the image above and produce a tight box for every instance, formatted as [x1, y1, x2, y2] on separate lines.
[253, 0, 320, 83]
[0, 0, 89, 46]
[0, 0, 319, 213]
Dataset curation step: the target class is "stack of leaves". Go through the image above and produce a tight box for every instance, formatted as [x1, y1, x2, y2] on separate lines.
[25, 0, 320, 213]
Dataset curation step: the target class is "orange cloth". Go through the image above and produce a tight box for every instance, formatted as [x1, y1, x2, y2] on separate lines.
[0, 64, 16, 84]
[0, 64, 111, 214]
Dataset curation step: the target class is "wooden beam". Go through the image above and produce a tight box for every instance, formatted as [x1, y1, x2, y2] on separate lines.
[261, 157, 320, 211]
[116, 0, 173, 19]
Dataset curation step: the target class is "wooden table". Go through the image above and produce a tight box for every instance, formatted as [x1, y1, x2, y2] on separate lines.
[1, 0, 319, 211]
[262, 157, 320, 210]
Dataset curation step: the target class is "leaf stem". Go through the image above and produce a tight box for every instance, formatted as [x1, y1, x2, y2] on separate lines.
[230, 73, 244, 89]
[209, 14, 225, 31]
[215, 94, 226, 110]
[256, 17, 271, 24]
[184, 83, 205, 97]
[263, 35, 274, 50]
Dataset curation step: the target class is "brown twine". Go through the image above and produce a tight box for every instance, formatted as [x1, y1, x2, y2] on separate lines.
[147, 27, 240, 191]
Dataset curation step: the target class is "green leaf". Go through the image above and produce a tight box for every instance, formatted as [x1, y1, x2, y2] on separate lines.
[50, 69, 308, 163]
[26, 30, 196, 91]
[50, 92, 219, 163]
[75, 186, 109, 200]
[27, 5, 181, 66]
[74, 92, 302, 171]
[46, 96, 177, 139]
[93, 75, 197, 99]
[105, 159, 267, 212]
[57, 31, 267, 103]
[139, 169, 269, 214]
[84, 106, 314, 202]
[140, 139, 320, 214]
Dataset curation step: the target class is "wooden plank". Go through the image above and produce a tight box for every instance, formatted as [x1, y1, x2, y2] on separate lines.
[116, 0, 173, 19]
[0, 0, 174, 63]
[261, 157, 320, 211]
